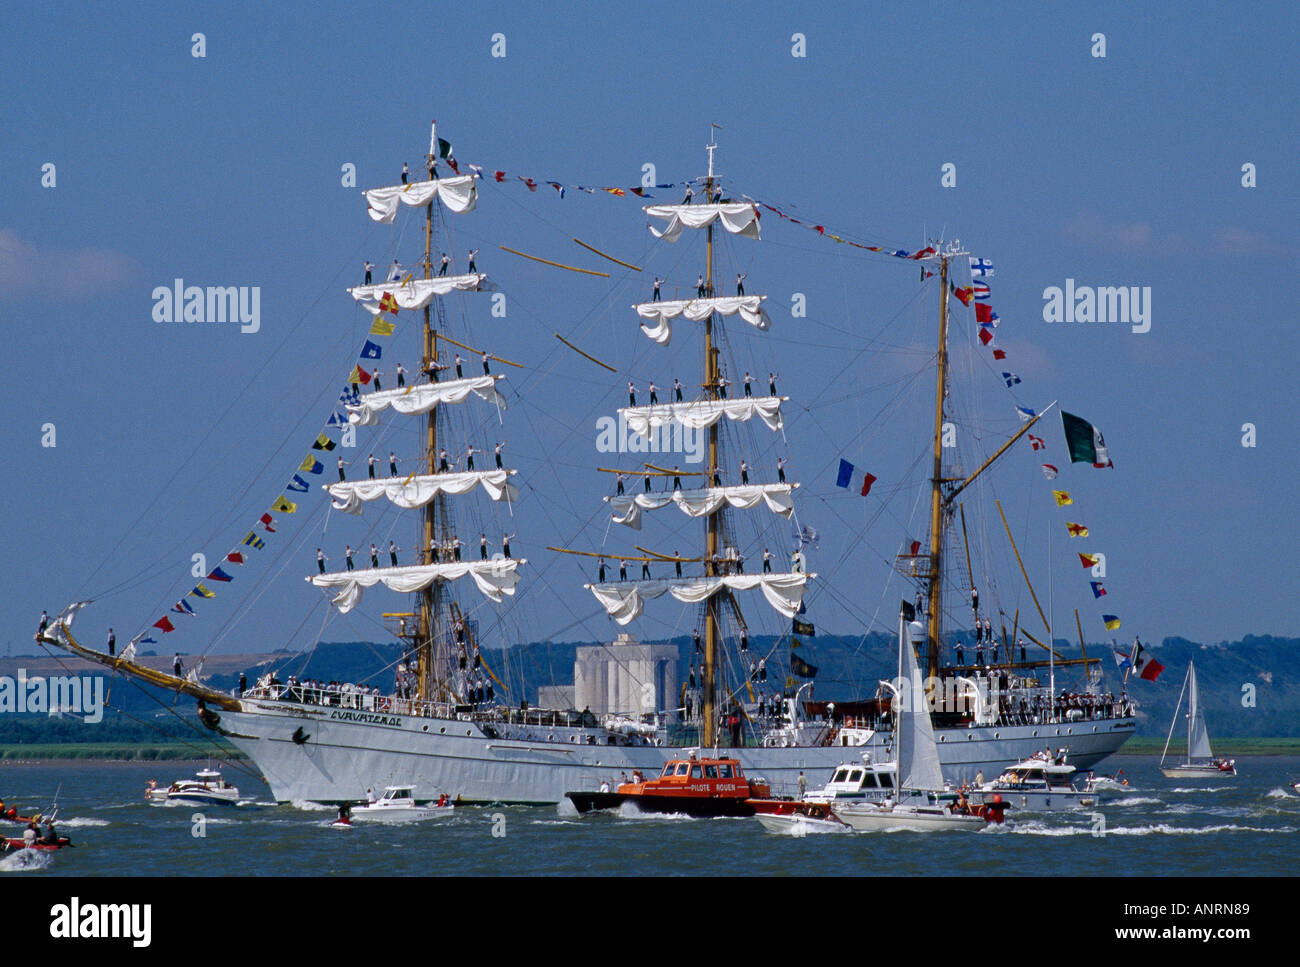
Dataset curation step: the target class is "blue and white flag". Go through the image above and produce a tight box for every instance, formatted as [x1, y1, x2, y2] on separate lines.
[359, 339, 383, 360]
[1002, 372, 1021, 387]
[969, 257, 995, 277]
[1112, 648, 1131, 671]
[1016, 406, 1037, 421]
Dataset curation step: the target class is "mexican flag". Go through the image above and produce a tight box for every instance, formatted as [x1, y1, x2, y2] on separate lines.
[1062, 410, 1113, 468]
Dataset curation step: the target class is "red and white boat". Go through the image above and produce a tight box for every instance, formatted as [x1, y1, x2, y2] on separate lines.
[566, 753, 769, 818]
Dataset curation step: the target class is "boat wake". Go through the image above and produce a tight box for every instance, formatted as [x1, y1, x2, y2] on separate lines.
[1168, 786, 1233, 794]
[54, 817, 108, 827]
[996, 821, 1295, 837]
[1108, 797, 1162, 807]
[0, 849, 52, 872]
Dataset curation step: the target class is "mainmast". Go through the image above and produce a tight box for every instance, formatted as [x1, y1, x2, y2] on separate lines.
[702, 132, 720, 747]
[924, 255, 951, 678]
[418, 138, 438, 703]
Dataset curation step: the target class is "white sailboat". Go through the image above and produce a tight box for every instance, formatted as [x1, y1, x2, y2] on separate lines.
[1160, 661, 1236, 778]
[833, 611, 1000, 831]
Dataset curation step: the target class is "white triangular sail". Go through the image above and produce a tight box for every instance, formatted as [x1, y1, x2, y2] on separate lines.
[621, 396, 786, 438]
[325, 470, 518, 515]
[900, 619, 946, 792]
[347, 375, 506, 426]
[349, 275, 487, 315]
[587, 572, 813, 625]
[309, 559, 525, 614]
[606, 483, 796, 530]
[1186, 662, 1213, 761]
[634, 296, 771, 345]
[364, 175, 478, 223]
[644, 203, 761, 243]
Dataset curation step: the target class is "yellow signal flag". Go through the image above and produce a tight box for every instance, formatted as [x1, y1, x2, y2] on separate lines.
[370, 316, 396, 336]
[1078, 553, 1099, 568]
[191, 583, 216, 599]
[1065, 522, 1089, 537]
[1052, 490, 1073, 506]
[272, 495, 298, 514]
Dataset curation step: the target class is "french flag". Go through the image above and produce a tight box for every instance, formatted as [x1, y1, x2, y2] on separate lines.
[836, 458, 877, 496]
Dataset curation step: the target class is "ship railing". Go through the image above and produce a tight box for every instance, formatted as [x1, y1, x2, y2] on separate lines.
[242, 684, 459, 720]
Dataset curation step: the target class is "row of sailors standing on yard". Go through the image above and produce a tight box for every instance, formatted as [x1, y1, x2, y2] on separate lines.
[595, 545, 790, 582]
[335, 442, 505, 481]
[317, 532, 516, 572]
[648, 268, 747, 302]
[626, 372, 779, 407]
[614, 456, 787, 495]
[362, 249, 480, 285]
[341, 350, 496, 400]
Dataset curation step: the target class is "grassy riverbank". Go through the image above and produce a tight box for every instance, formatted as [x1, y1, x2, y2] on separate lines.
[1114, 737, 1300, 755]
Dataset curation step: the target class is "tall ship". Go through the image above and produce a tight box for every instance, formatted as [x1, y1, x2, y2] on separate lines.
[42, 126, 1135, 804]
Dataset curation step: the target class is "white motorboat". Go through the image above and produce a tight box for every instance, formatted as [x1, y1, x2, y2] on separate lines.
[1159, 662, 1236, 779]
[749, 753, 896, 833]
[833, 614, 1004, 833]
[1082, 771, 1132, 792]
[970, 750, 1099, 811]
[149, 769, 241, 806]
[348, 786, 453, 823]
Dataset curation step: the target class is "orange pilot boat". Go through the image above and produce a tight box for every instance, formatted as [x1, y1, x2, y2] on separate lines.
[566, 753, 770, 818]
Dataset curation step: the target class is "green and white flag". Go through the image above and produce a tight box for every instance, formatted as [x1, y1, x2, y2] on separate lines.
[1062, 410, 1113, 468]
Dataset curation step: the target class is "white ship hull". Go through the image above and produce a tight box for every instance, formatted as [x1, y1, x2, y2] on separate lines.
[210, 700, 1134, 804]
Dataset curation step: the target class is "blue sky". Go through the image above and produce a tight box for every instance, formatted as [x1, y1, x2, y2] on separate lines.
[1, 1, 1295, 667]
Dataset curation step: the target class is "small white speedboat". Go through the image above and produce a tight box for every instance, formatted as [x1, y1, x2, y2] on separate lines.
[833, 797, 994, 832]
[148, 769, 241, 806]
[348, 786, 453, 823]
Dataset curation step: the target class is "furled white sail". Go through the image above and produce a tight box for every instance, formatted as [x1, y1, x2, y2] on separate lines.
[644, 203, 761, 243]
[347, 375, 506, 426]
[309, 559, 525, 614]
[364, 175, 478, 223]
[587, 572, 812, 625]
[606, 483, 796, 530]
[1186, 662, 1213, 761]
[349, 275, 487, 315]
[621, 396, 785, 437]
[634, 295, 771, 345]
[900, 619, 946, 792]
[325, 470, 518, 516]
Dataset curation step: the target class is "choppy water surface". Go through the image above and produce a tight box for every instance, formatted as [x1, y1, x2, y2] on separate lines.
[1, 756, 1296, 876]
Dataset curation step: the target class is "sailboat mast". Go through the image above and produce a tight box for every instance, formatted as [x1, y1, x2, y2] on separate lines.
[418, 148, 438, 703]
[702, 147, 720, 748]
[925, 255, 951, 677]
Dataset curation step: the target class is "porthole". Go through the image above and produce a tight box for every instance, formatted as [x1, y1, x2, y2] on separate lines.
[994, 732, 1000, 739]
[422, 725, 429, 732]
[439, 727, 446, 734]
[466, 730, 472, 736]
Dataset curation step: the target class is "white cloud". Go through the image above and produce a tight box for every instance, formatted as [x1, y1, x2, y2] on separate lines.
[0, 228, 140, 301]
